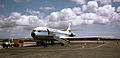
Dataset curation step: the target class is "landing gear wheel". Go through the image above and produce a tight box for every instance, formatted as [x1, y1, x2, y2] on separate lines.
[51, 40, 54, 45]
[44, 40, 47, 47]
[61, 43, 64, 46]
[36, 40, 48, 47]
[36, 41, 42, 46]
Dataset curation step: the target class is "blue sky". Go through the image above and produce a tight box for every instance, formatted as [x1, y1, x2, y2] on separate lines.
[0, 0, 120, 38]
[0, 0, 77, 16]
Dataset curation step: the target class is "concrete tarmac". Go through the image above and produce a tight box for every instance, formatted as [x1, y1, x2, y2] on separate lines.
[0, 41, 120, 58]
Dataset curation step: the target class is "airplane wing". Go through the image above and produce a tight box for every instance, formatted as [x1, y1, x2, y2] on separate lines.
[60, 36, 113, 40]
[62, 29, 81, 31]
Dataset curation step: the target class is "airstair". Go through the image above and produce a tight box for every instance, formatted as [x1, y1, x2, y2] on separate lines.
[48, 31, 69, 45]
[53, 36, 69, 45]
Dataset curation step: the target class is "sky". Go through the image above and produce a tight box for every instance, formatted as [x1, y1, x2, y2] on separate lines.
[0, 0, 120, 38]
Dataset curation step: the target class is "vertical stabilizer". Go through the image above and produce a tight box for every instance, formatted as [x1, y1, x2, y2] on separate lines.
[66, 23, 71, 32]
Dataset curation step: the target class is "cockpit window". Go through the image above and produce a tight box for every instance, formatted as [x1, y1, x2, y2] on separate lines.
[38, 30, 42, 32]
[32, 30, 46, 32]
[33, 30, 36, 32]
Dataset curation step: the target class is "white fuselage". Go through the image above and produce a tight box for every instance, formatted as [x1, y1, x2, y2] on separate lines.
[31, 27, 75, 40]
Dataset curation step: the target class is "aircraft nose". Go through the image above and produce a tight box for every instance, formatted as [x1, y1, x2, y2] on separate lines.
[31, 32, 36, 37]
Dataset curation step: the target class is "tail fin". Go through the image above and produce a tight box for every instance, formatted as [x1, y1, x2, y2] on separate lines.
[66, 23, 71, 32]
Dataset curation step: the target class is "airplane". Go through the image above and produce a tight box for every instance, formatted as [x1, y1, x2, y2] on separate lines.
[31, 23, 113, 47]
[31, 23, 76, 46]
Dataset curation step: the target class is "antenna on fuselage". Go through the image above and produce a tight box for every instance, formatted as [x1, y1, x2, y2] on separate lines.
[66, 23, 71, 32]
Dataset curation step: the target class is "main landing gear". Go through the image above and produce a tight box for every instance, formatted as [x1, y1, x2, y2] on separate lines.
[36, 40, 47, 47]
[36, 39, 56, 47]
[50, 39, 55, 45]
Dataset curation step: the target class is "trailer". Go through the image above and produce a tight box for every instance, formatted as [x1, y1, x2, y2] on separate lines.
[13, 40, 24, 47]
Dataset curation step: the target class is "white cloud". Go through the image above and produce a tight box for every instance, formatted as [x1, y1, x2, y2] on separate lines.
[45, 7, 111, 27]
[17, 15, 46, 28]
[117, 6, 120, 12]
[94, 16, 110, 24]
[72, 0, 86, 5]
[0, 4, 4, 8]
[72, 7, 82, 14]
[45, 8, 76, 27]
[111, 12, 120, 22]
[87, 1, 98, 12]
[1, 0, 120, 38]
[26, 9, 45, 19]
[0, 12, 46, 38]
[13, 0, 22, 2]
[46, 8, 76, 22]
[26, 0, 31, 2]
[113, 0, 120, 2]
[72, 16, 94, 25]
[39, 7, 55, 10]
[96, 5, 115, 17]
[9, 5, 117, 28]
[3, 12, 22, 27]
[26, 9, 40, 15]
[11, 12, 21, 18]
[0, 15, 6, 27]
[0, 0, 120, 32]
[0, 12, 46, 29]
[94, 0, 112, 4]
[82, 5, 87, 11]
[80, 13, 96, 20]
[45, 3, 119, 26]
[82, 1, 98, 12]
[79, 13, 109, 24]
[1, 1, 120, 30]
[13, 0, 31, 3]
